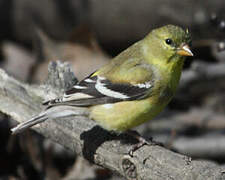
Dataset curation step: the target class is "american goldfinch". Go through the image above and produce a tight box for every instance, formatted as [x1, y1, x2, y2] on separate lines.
[11, 25, 193, 137]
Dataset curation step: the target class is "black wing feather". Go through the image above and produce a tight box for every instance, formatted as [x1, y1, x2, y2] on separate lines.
[44, 75, 153, 107]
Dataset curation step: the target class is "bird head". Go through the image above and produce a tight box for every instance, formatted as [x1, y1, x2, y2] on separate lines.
[145, 25, 193, 63]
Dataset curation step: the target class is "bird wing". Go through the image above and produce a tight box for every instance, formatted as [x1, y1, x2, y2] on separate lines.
[44, 72, 154, 107]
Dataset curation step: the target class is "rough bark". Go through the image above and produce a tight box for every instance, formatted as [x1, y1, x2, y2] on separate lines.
[0, 61, 224, 180]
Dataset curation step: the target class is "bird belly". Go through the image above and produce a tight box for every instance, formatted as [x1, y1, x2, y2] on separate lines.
[89, 96, 168, 132]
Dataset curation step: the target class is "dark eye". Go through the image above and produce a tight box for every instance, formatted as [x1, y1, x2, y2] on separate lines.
[165, 38, 173, 45]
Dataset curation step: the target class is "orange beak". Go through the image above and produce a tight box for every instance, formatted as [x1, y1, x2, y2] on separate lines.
[177, 44, 193, 56]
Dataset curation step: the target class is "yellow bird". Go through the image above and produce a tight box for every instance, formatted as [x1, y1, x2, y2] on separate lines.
[12, 25, 193, 151]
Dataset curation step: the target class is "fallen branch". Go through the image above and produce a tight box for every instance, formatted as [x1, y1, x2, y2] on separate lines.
[177, 61, 225, 103]
[172, 134, 225, 158]
[0, 61, 224, 180]
[147, 108, 225, 132]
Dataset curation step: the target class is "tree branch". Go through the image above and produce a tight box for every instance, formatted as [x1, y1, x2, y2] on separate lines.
[0, 61, 224, 180]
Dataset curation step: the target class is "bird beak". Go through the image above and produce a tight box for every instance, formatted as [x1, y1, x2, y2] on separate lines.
[177, 44, 193, 56]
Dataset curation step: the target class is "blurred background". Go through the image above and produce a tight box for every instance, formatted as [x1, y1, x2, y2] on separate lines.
[0, 0, 225, 179]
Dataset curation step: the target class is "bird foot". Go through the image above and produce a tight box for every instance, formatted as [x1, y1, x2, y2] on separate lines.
[126, 130, 163, 157]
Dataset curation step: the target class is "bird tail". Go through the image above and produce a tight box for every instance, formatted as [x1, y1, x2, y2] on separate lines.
[11, 112, 48, 134]
[11, 106, 88, 134]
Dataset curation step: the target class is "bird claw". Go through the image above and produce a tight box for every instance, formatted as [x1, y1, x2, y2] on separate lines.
[128, 138, 148, 157]
[126, 131, 163, 157]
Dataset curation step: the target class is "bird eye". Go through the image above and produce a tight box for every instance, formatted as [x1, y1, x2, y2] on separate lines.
[165, 38, 173, 45]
